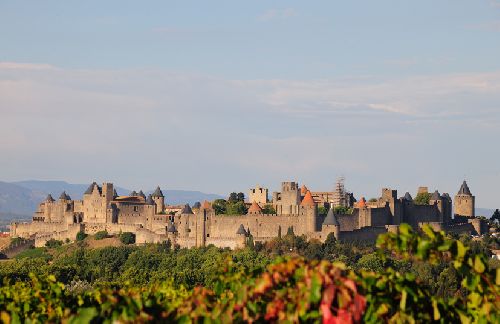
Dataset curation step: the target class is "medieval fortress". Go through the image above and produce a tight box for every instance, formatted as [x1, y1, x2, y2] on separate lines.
[10, 180, 488, 248]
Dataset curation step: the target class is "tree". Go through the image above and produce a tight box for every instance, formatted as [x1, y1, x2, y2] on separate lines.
[228, 192, 238, 203]
[286, 226, 295, 237]
[212, 199, 227, 215]
[278, 226, 282, 239]
[318, 206, 328, 216]
[262, 204, 276, 215]
[45, 239, 63, 248]
[120, 232, 136, 245]
[76, 232, 87, 242]
[414, 192, 431, 205]
[226, 201, 247, 215]
[94, 231, 108, 240]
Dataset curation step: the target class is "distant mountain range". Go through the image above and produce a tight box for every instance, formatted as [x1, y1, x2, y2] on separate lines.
[0, 180, 223, 221]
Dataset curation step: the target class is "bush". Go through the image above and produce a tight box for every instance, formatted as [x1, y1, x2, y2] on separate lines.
[76, 232, 87, 241]
[45, 239, 63, 248]
[94, 231, 108, 240]
[119, 232, 135, 245]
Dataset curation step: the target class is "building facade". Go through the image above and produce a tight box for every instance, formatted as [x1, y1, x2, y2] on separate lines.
[10, 180, 488, 248]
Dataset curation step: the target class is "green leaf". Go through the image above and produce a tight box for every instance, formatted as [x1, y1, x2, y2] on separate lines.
[399, 289, 407, 310]
[473, 255, 485, 274]
[309, 274, 322, 304]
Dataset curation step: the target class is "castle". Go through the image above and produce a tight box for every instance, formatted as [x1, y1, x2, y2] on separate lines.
[10, 180, 488, 248]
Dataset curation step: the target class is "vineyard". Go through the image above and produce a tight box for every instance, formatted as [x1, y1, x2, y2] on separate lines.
[0, 225, 498, 323]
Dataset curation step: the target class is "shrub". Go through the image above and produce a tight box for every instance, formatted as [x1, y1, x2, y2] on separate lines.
[119, 232, 135, 245]
[76, 232, 87, 241]
[94, 231, 108, 240]
[45, 239, 63, 248]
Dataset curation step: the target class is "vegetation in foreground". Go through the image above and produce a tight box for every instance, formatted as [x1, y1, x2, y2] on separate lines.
[0, 225, 499, 323]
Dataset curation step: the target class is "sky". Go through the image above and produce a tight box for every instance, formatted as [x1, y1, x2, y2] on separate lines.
[0, 1, 499, 208]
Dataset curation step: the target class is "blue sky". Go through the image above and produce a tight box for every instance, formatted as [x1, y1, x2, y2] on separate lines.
[0, 1, 499, 208]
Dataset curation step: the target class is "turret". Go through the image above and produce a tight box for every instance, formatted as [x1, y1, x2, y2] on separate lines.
[152, 186, 165, 214]
[236, 224, 247, 248]
[322, 207, 340, 240]
[454, 181, 475, 218]
[300, 191, 318, 232]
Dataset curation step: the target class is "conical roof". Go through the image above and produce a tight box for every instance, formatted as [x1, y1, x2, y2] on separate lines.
[201, 200, 211, 210]
[300, 191, 315, 206]
[236, 224, 247, 235]
[357, 197, 367, 208]
[113, 189, 118, 198]
[323, 207, 340, 226]
[46, 194, 55, 202]
[192, 202, 201, 209]
[180, 204, 194, 214]
[300, 185, 308, 195]
[146, 194, 155, 205]
[85, 182, 97, 195]
[404, 192, 413, 201]
[152, 186, 164, 198]
[138, 190, 146, 199]
[248, 201, 262, 213]
[59, 191, 71, 200]
[458, 181, 472, 195]
[430, 190, 441, 201]
[130, 190, 138, 196]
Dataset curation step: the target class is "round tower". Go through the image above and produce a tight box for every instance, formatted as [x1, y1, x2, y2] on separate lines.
[151, 186, 165, 214]
[300, 190, 318, 233]
[454, 180, 475, 218]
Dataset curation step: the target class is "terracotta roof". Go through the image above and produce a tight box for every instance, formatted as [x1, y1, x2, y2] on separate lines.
[300, 185, 308, 195]
[248, 201, 262, 213]
[357, 197, 367, 208]
[201, 200, 211, 209]
[300, 191, 315, 206]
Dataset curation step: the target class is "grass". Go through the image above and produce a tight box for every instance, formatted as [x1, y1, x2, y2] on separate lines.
[15, 247, 52, 261]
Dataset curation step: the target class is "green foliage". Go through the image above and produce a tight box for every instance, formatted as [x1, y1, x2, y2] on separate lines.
[414, 192, 431, 205]
[334, 206, 353, 214]
[226, 201, 247, 215]
[228, 192, 245, 203]
[14, 247, 51, 261]
[0, 226, 498, 323]
[318, 206, 328, 216]
[368, 198, 378, 203]
[212, 199, 227, 215]
[45, 239, 63, 248]
[9, 237, 24, 247]
[94, 230, 108, 240]
[119, 232, 135, 245]
[261, 204, 276, 215]
[76, 231, 87, 241]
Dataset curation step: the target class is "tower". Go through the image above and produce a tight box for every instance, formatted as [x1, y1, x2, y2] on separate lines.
[454, 181, 475, 218]
[152, 186, 165, 214]
[300, 190, 318, 233]
[248, 185, 268, 205]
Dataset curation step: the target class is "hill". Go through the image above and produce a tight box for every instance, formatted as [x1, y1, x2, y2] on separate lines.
[0, 180, 223, 221]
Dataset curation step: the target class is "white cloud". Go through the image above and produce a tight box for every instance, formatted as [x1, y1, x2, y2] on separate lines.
[1, 62, 499, 205]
